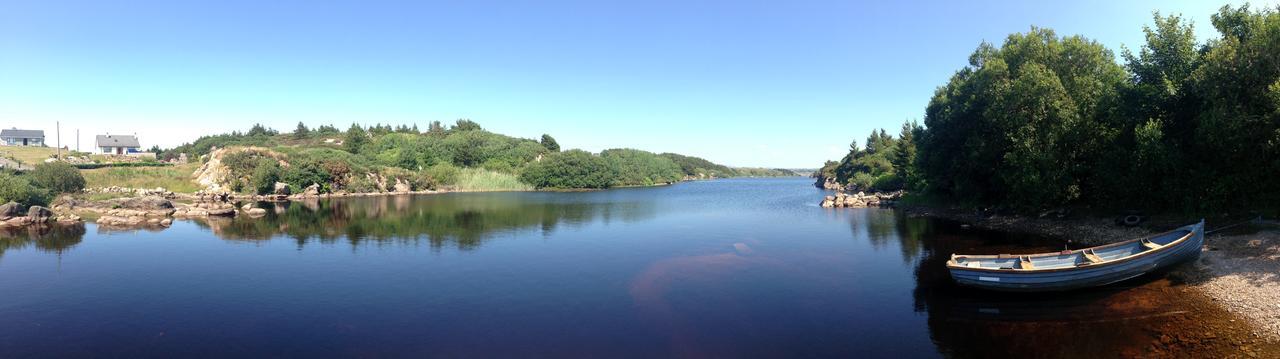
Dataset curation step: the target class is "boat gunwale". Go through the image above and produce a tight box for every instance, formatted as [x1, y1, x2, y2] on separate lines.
[945, 220, 1202, 274]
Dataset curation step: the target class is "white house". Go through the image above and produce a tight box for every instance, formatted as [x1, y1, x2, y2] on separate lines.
[96, 134, 142, 155]
[0, 128, 45, 146]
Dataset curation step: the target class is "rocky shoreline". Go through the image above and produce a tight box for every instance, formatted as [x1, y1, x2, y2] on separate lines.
[44, 184, 448, 230]
[819, 190, 903, 208]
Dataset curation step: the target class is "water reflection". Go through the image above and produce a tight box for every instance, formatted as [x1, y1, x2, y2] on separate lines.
[0, 223, 85, 259]
[194, 193, 657, 250]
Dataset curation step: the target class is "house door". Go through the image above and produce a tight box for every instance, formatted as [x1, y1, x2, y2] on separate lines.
[21, 139, 27, 146]
[116, 147, 123, 155]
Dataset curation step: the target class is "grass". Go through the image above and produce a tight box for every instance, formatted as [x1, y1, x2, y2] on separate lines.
[453, 168, 533, 192]
[0, 146, 60, 166]
[80, 163, 202, 193]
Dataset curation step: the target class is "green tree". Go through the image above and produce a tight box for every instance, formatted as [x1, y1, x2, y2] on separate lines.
[451, 119, 482, 132]
[247, 123, 275, 137]
[427, 121, 446, 137]
[540, 134, 560, 152]
[918, 27, 1125, 209]
[344, 123, 369, 154]
[293, 122, 310, 139]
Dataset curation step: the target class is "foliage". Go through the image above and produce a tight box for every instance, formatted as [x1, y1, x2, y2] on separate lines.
[150, 120, 761, 192]
[659, 153, 737, 178]
[425, 163, 461, 187]
[0, 172, 50, 207]
[843, 5, 1280, 213]
[819, 122, 920, 193]
[80, 164, 202, 193]
[249, 161, 282, 195]
[540, 134, 560, 152]
[455, 168, 533, 191]
[600, 148, 683, 186]
[293, 122, 310, 139]
[451, 119, 483, 132]
[29, 162, 86, 194]
[344, 124, 369, 154]
[520, 150, 617, 189]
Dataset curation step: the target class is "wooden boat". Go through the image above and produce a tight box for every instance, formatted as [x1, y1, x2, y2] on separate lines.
[947, 220, 1204, 292]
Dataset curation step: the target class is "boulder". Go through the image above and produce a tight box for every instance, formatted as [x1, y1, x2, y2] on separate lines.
[246, 208, 267, 217]
[303, 183, 321, 196]
[118, 196, 174, 211]
[27, 206, 53, 223]
[273, 182, 291, 195]
[0, 201, 21, 220]
[393, 179, 411, 193]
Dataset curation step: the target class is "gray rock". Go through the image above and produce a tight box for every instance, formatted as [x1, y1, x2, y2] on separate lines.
[0, 201, 20, 219]
[273, 182, 291, 195]
[27, 206, 53, 223]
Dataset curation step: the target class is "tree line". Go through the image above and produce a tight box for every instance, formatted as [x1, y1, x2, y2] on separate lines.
[822, 5, 1280, 213]
[163, 119, 791, 194]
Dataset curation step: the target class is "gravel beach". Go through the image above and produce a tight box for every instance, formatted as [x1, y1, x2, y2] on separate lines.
[1195, 228, 1280, 342]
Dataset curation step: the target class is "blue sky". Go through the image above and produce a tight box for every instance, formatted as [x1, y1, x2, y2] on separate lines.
[2, 0, 1274, 167]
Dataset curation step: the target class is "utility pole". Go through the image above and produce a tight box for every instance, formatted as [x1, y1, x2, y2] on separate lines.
[56, 121, 61, 160]
[76, 129, 80, 152]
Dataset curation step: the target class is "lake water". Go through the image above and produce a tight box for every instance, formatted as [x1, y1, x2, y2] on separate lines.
[0, 178, 1254, 357]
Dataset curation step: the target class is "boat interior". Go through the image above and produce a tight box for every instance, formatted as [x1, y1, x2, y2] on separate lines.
[951, 228, 1193, 271]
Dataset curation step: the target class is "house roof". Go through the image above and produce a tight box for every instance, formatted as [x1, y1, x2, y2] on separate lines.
[96, 134, 140, 148]
[0, 128, 44, 139]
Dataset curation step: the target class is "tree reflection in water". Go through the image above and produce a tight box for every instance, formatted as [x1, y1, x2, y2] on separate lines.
[0, 223, 86, 260]
[193, 193, 657, 250]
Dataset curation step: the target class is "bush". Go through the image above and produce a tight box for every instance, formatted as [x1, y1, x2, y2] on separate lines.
[249, 161, 282, 195]
[0, 173, 50, 207]
[345, 174, 381, 193]
[519, 150, 616, 189]
[425, 163, 460, 187]
[30, 162, 87, 194]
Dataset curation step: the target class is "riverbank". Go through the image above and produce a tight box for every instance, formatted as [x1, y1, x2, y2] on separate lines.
[1196, 224, 1280, 341]
[899, 202, 1280, 345]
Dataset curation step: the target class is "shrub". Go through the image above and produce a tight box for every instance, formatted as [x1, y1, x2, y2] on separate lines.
[425, 163, 460, 187]
[249, 161, 282, 195]
[345, 174, 381, 193]
[30, 162, 87, 194]
[0, 173, 50, 207]
[519, 150, 616, 189]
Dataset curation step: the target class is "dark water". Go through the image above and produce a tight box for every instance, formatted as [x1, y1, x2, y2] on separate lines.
[0, 178, 1236, 357]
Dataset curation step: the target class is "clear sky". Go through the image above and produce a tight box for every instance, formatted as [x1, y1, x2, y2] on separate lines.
[2, 0, 1275, 167]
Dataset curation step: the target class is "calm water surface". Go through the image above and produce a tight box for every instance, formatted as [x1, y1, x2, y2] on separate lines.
[0, 178, 1226, 357]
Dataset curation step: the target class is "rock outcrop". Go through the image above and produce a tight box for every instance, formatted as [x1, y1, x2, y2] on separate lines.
[393, 179, 412, 193]
[193, 146, 288, 193]
[84, 186, 176, 199]
[820, 191, 903, 208]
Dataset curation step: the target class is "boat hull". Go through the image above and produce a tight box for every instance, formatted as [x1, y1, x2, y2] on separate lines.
[948, 222, 1204, 292]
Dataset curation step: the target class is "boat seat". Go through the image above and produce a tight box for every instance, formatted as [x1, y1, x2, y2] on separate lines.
[965, 261, 981, 268]
[1141, 240, 1162, 250]
[1082, 250, 1104, 264]
[1018, 257, 1036, 270]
